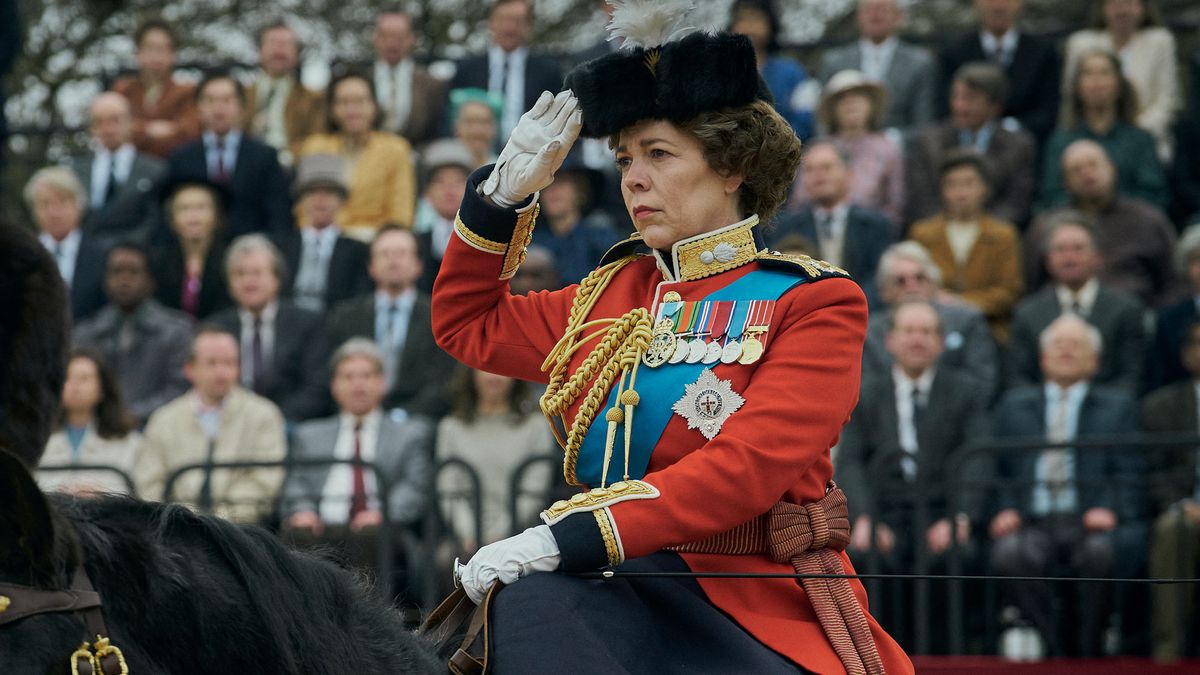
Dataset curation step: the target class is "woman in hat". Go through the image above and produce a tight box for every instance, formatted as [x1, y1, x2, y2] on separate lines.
[792, 69, 905, 226]
[432, 2, 911, 672]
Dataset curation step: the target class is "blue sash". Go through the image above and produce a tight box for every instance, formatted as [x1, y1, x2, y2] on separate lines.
[574, 270, 808, 486]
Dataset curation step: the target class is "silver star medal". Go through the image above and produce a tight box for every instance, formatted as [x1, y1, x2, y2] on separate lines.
[672, 368, 745, 440]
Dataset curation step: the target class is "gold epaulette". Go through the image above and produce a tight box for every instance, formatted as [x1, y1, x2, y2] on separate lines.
[756, 250, 851, 280]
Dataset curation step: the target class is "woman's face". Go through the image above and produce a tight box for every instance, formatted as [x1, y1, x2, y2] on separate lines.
[940, 165, 988, 218]
[730, 8, 771, 53]
[1104, 0, 1144, 35]
[540, 174, 580, 221]
[834, 92, 873, 132]
[136, 28, 175, 80]
[170, 186, 218, 242]
[615, 120, 743, 251]
[62, 357, 102, 417]
[332, 77, 377, 135]
[472, 369, 514, 402]
[1076, 54, 1120, 110]
[455, 101, 498, 155]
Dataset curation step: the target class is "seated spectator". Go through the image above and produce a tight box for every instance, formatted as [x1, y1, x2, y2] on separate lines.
[907, 63, 1036, 228]
[282, 338, 433, 574]
[450, 89, 502, 168]
[1041, 49, 1167, 211]
[728, 0, 818, 140]
[151, 180, 232, 319]
[73, 242, 193, 424]
[326, 226, 457, 418]
[164, 70, 293, 242]
[110, 18, 200, 159]
[1008, 210, 1145, 391]
[1026, 139, 1177, 307]
[773, 142, 892, 307]
[909, 150, 1023, 342]
[272, 154, 371, 313]
[791, 71, 904, 225]
[413, 140, 474, 293]
[1062, 0, 1180, 160]
[837, 300, 989, 648]
[244, 18, 325, 169]
[531, 163, 619, 285]
[865, 241, 998, 395]
[70, 92, 165, 244]
[38, 349, 140, 496]
[208, 235, 330, 423]
[135, 327, 286, 522]
[818, 0, 937, 134]
[437, 366, 554, 549]
[1148, 224, 1200, 391]
[989, 314, 1142, 657]
[369, 11, 446, 147]
[1141, 318, 1200, 661]
[939, 0, 1059, 143]
[25, 166, 109, 321]
[299, 70, 416, 239]
[1170, 48, 1200, 223]
[509, 244, 562, 295]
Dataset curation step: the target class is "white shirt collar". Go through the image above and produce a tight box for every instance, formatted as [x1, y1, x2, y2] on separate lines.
[340, 408, 382, 434]
[303, 224, 341, 251]
[376, 287, 416, 310]
[1055, 278, 1100, 315]
[980, 29, 1019, 55]
[892, 364, 936, 396]
[238, 299, 279, 325]
[1044, 380, 1089, 405]
[859, 35, 898, 56]
[39, 228, 81, 254]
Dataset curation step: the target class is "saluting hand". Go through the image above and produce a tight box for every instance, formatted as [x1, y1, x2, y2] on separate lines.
[480, 90, 583, 208]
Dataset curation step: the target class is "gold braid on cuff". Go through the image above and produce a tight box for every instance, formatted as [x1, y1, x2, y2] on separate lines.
[453, 203, 542, 280]
[593, 508, 623, 567]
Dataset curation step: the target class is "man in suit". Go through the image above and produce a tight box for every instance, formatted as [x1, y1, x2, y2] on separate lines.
[136, 327, 287, 523]
[864, 241, 999, 396]
[939, 0, 1059, 144]
[1147, 225, 1200, 392]
[165, 71, 293, 242]
[208, 235, 330, 423]
[70, 92, 165, 244]
[282, 338, 433, 575]
[73, 242, 193, 424]
[449, 0, 563, 144]
[1142, 318, 1200, 660]
[907, 62, 1036, 228]
[412, 139, 475, 293]
[989, 314, 1143, 657]
[371, 11, 447, 147]
[770, 141, 892, 307]
[1008, 210, 1145, 391]
[243, 18, 325, 169]
[25, 166, 109, 321]
[326, 226, 457, 419]
[273, 154, 371, 312]
[1025, 140, 1177, 308]
[817, 0, 937, 133]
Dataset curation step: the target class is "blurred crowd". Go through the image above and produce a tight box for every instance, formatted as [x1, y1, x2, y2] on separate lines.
[10, 0, 1200, 661]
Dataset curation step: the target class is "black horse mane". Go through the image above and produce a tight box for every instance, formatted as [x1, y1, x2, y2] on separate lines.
[21, 495, 441, 674]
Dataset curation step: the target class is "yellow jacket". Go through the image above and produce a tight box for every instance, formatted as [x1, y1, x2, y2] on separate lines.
[299, 131, 416, 235]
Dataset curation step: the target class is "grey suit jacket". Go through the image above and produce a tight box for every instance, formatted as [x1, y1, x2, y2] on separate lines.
[1006, 284, 1146, 391]
[1140, 380, 1200, 510]
[864, 302, 998, 396]
[70, 151, 165, 244]
[818, 40, 938, 132]
[283, 413, 434, 525]
[72, 299, 193, 422]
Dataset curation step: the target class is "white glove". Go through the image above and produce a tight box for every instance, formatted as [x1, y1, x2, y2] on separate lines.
[479, 90, 583, 208]
[455, 525, 561, 604]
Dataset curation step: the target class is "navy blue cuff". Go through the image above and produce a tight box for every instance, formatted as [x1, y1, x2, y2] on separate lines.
[549, 511, 611, 572]
[459, 164, 537, 244]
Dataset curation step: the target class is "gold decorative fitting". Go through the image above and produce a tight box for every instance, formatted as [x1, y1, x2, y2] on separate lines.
[674, 216, 761, 282]
[0, 595, 9, 613]
[644, 48, 661, 76]
[500, 203, 541, 280]
[540, 479, 660, 525]
[663, 291, 682, 303]
[594, 508, 624, 567]
[93, 637, 130, 675]
[453, 213, 507, 255]
[760, 250, 850, 279]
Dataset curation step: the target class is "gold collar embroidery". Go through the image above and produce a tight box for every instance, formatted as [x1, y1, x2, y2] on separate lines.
[654, 215, 761, 283]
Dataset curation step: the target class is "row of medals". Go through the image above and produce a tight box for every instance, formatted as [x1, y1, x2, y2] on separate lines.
[642, 319, 764, 368]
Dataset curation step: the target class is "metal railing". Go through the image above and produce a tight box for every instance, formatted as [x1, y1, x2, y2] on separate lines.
[35, 463, 138, 496]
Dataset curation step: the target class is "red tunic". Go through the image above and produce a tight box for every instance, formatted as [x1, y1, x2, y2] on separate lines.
[433, 179, 913, 674]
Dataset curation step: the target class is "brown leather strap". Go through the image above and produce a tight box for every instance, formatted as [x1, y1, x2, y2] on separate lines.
[0, 583, 101, 626]
[673, 485, 885, 675]
[422, 583, 504, 675]
[420, 587, 477, 648]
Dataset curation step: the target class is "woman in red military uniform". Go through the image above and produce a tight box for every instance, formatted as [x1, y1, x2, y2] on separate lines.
[432, 3, 912, 673]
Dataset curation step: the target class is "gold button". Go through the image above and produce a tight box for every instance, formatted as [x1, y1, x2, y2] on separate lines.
[610, 481, 629, 493]
[0, 595, 9, 613]
[589, 487, 607, 497]
[663, 291, 682, 303]
[570, 493, 588, 504]
[551, 500, 569, 511]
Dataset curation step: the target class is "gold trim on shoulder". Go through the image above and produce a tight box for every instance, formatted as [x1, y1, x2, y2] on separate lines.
[540, 479, 660, 525]
[758, 250, 850, 279]
[673, 215, 761, 282]
[452, 202, 543, 280]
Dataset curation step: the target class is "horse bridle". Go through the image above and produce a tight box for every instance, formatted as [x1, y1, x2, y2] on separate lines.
[0, 565, 128, 675]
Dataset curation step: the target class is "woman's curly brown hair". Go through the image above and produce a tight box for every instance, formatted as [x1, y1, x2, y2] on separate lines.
[677, 100, 803, 225]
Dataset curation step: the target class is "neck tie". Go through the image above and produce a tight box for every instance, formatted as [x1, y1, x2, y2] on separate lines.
[251, 316, 267, 394]
[349, 421, 368, 520]
[816, 211, 834, 241]
[910, 384, 925, 434]
[214, 136, 228, 182]
[104, 156, 120, 206]
[497, 55, 510, 96]
[382, 302, 401, 388]
[1045, 392, 1071, 507]
[389, 66, 402, 131]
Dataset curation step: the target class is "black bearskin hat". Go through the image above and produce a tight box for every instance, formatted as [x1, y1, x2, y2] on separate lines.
[0, 222, 70, 467]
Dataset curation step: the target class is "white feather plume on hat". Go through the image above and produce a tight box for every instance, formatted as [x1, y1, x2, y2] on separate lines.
[605, 0, 698, 50]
